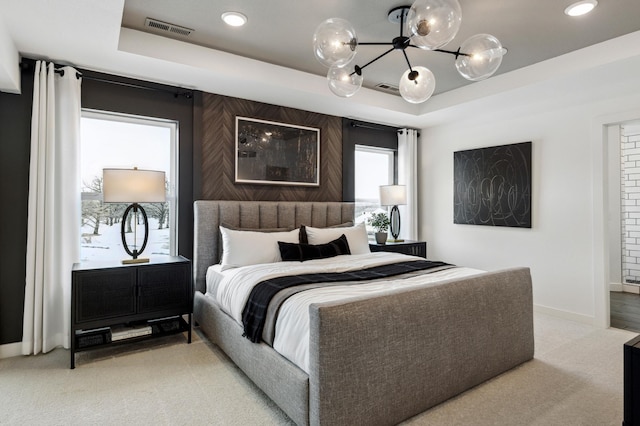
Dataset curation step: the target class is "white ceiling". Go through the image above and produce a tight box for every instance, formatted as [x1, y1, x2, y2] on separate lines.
[2, 0, 640, 128]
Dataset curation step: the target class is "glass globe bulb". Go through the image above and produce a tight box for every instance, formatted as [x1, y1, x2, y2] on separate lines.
[406, 0, 462, 50]
[313, 18, 358, 67]
[455, 34, 506, 81]
[327, 63, 363, 98]
[398, 66, 436, 104]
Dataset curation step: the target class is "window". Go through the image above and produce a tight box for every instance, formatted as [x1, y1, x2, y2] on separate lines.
[354, 145, 395, 229]
[80, 110, 178, 262]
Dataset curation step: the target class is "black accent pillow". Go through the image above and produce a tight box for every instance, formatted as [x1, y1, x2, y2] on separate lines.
[279, 234, 351, 262]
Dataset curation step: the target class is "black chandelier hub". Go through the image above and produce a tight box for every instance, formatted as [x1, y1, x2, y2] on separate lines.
[392, 36, 411, 50]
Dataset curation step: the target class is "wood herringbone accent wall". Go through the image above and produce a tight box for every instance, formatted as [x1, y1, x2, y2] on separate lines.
[200, 94, 342, 201]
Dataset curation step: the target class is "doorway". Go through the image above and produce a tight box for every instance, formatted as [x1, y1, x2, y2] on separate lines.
[610, 121, 640, 332]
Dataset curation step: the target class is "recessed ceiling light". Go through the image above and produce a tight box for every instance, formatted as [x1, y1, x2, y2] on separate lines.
[564, 0, 598, 17]
[221, 12, 247, 27]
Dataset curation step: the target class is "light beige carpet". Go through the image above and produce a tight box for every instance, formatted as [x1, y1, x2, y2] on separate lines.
[0, 313, 636, 426]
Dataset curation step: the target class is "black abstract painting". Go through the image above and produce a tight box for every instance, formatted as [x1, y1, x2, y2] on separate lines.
[454, 141, 532, 228]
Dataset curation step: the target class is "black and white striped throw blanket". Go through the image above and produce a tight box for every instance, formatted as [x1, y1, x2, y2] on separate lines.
[241, 260, 452, 343]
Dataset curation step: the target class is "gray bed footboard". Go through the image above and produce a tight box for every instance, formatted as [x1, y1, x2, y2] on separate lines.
[308, 267, 534, 426]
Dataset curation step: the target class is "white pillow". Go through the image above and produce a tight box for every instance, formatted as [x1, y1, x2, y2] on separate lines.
[219, 226, 300, 271]
[304, 222, 371, 255]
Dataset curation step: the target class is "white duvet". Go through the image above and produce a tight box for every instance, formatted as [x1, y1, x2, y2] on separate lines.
[206, 252, 483, 373]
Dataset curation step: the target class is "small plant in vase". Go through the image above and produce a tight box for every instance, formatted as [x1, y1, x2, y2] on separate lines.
[368, 212, 390, 245]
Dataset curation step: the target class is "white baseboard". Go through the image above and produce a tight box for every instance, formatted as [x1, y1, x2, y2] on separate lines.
[610, 283, 624, 292]
[609, 282, 640, 293]
[0, 342, 22, 360]
[534, 304, 594, 325]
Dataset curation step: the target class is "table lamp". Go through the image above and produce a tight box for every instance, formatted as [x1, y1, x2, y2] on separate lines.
[102, 167, 166, 264]
[380, 184, 407, 242]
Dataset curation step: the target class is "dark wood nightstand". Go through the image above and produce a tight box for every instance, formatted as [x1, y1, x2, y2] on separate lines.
[369, 240, 427, 258]
[70, 255, 192, 369]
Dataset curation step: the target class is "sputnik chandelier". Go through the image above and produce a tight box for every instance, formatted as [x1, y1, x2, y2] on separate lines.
[312, 0, 507, 104]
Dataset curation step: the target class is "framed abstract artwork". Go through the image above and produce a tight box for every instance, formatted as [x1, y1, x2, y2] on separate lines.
[453, 141, 532, 228]
[235, 116, 320, 186]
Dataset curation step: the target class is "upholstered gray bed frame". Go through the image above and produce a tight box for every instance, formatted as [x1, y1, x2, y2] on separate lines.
[192, 200, 534, 426]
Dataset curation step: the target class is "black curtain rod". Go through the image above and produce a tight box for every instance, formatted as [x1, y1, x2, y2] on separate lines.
[350, 121, 420, 137]
[53, 68, 82, 79]
[79, 74, 193, 99]
[21, 59, 193, 99]
[350, 121, 398, 132]
[19, 60, 82, 79]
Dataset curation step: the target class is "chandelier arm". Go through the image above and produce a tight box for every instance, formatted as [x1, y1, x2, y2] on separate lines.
[402, 50, 414, 72]
[357, 42, 395, 46]
[433, 47, 472, 59]
[352, 46, 396, 75]
[406, 44, 472, 59]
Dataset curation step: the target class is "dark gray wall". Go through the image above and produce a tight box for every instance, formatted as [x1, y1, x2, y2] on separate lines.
[0, 64, 33, 345]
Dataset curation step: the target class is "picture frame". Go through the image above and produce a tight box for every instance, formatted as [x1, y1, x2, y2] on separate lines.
[453, 141, 532, 228]
[235, 116, 320, 186]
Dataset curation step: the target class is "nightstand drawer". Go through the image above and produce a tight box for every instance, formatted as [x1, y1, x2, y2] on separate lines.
[74, 269, 137, 323]
[138, 262, 191, 314]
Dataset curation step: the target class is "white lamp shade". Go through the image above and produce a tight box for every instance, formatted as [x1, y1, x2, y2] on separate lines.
[380, 185, 407, 206]
[103, 168, 166, 203]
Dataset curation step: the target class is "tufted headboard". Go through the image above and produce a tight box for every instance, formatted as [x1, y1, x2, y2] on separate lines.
[192, 200, 355, 293]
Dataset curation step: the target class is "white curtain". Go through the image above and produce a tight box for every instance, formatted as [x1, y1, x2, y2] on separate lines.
[398, 128, 419, 241]
[22, 61, 82, 355]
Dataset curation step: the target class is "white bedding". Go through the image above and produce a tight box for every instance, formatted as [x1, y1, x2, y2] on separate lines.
[206, 252, 484, 373]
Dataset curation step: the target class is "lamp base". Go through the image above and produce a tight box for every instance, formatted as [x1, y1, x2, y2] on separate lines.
[120, 203, 151, 265]
[122, 257, 150, 265]
[389, 205, 402, 242]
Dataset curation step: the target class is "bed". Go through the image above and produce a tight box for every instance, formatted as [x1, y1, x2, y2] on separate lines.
[193, 200, 534, 426]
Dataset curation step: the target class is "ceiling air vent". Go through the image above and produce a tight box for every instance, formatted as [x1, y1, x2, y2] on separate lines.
[375, 83, 400, 95]
[144, 18, 194, 37]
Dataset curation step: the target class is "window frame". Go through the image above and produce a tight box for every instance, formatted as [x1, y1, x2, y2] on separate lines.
[80, 109, 179, 258]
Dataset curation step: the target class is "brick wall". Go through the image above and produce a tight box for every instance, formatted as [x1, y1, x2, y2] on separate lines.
[621, 127, 640, 283]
